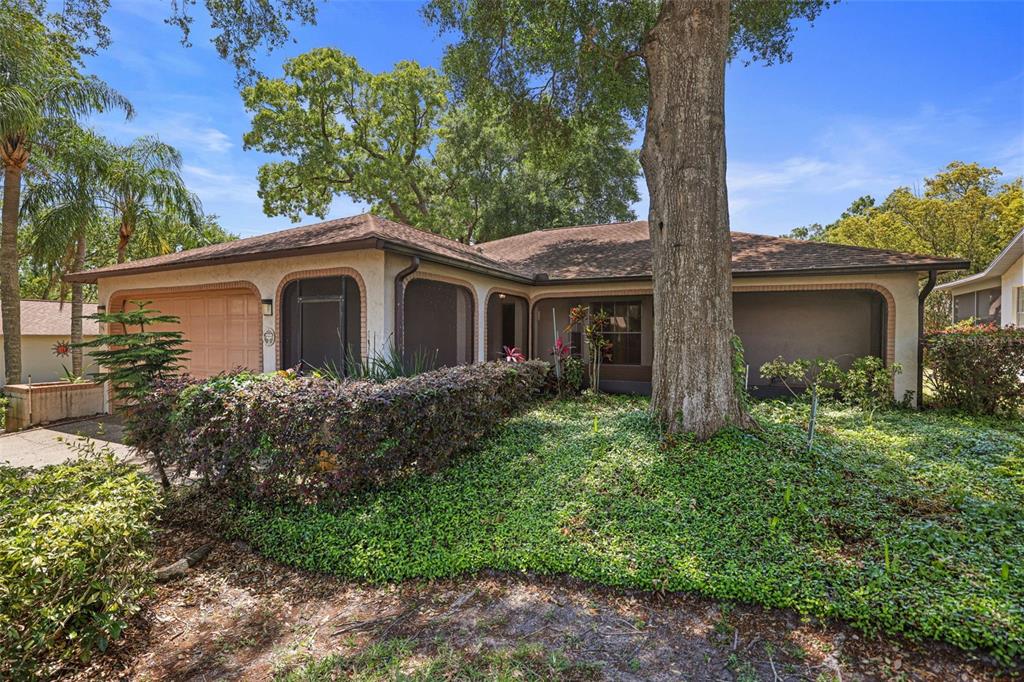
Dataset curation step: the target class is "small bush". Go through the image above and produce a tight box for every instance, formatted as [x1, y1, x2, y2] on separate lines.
[129, 361, 549, 503]
[926, 323, 1024, 415]
[0, 393, 8, 431]
[0, 449, 160, 678]
[839, 356, 902, 415]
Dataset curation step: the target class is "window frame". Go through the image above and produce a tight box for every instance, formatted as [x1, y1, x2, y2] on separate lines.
[1017, 286, 1023, 327]
[952, 286, 1002, 324]
[591, 300, 643, 366]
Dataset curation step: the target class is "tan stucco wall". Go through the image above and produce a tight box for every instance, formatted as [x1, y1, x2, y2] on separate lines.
[97, 250, 389, 372]
[96, 250, 924, 402]
[0, 335, 100, 386]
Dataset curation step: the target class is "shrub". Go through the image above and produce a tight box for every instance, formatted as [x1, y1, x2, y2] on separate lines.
[839, 356, 902, 415]
[128, 361, 549, 503]
[0, 393, 8, 431]
[0, 447, 160, 678]
[76, 301, 190, 487]
[926, 323, 1024, 415]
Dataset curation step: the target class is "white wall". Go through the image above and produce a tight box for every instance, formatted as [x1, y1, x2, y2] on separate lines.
[0, 335, 100, 386]
[1002, 254, 1023, 327]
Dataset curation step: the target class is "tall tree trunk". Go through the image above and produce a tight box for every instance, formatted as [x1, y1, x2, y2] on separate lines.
[1, 163, 24, 385]
[640, 0, 752, 437]
[70, 231, 86, 377]
[116, 215, 131, 263]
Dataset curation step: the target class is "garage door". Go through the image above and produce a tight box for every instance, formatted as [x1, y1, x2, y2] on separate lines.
[734, 290, 885, 392]
[110, 288, 262, 378]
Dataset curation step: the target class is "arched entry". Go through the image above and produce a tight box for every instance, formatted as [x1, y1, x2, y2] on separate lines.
[281, 275, 362, 374]
[486, 292, 528, 360]
[404, 278, 474, 367]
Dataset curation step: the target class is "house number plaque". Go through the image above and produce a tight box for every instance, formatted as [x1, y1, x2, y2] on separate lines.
[263, 329, 276, 346]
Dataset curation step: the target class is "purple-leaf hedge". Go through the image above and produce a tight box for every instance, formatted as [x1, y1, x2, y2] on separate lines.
[128, 361, 549, 502]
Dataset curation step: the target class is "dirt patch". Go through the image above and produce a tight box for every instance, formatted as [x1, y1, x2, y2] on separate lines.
[66, 523, 1017, 681]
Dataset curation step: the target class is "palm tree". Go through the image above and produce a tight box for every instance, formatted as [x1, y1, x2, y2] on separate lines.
[101, 136, 202, 264]
[0, 6, 132, 383]
[22, 126, 108, 376]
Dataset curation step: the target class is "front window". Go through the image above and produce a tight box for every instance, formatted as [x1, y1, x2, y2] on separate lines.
[952, 286, 1001, 324]
[592, 301, 642, 365]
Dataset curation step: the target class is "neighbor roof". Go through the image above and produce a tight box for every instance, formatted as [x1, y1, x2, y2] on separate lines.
[934, 227, 1023, 293]
[0, 301, 99, 337]
[67, 213, 968, 284]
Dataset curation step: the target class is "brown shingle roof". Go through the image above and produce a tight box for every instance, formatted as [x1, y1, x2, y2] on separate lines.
[480, 221, 969, 279]
[67, 213, 525, 283]
[67, 214, 968, 285]
[0, 301, 99, 337]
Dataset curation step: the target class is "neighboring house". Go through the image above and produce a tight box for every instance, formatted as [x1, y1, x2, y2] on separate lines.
[935, 227, 1024, 327]
[66, 213, 967, 403]
[0, 300, 100, 386]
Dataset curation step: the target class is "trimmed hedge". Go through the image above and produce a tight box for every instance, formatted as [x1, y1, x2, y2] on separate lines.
[926, 323, 1024, 415]
[129, 360, 549, 502]
[0, 452, 160, 678]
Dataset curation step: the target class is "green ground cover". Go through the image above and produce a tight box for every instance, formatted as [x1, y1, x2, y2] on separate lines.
[232, 397, 1024, 662]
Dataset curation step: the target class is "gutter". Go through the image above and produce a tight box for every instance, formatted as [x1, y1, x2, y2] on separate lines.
[393, 256, 420, 356]
[917, 269, 938, 407]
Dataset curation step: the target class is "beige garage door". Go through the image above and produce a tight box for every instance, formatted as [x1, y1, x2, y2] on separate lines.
[111, 288, 262, 378]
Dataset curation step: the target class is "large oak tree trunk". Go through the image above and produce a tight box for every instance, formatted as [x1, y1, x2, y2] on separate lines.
[70, 232, 86, 377]
[1, 163, 24, 385]
[640, 0, 752, 438]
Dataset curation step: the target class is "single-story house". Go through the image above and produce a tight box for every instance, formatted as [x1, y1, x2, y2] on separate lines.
[0, 300, 100, 386]
[66, 213, 968, 403]
[935, 227, 1023, 327]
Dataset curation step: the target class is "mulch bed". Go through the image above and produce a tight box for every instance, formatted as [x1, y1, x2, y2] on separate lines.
[65, 520, 1018, 681]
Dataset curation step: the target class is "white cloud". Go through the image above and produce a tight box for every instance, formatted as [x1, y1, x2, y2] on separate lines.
[96, 112, 233, 155]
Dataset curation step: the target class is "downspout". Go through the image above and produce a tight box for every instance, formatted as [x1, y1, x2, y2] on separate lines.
[917, 269, 937, 408]
[394, 256, 420, 355]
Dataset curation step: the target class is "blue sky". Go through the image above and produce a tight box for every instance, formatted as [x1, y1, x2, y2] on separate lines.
[84, 1, 1024, 238]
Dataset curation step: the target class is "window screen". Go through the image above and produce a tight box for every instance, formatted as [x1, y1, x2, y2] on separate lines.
[953, 293, 976, 322]
[282, 276, 360, 374]
[592, 301, 642, 365]
[976, 287, 1002, 323]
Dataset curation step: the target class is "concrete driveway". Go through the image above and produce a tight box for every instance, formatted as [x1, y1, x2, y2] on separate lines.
[0, 415, 138, 468]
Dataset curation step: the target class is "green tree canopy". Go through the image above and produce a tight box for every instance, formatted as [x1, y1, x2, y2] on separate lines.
[810, 162, 1022, 274]
[242, 47, 640, 243]
[786, 162, 1023, 328]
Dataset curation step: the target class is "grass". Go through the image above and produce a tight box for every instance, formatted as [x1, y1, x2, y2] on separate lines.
[276, 639, 598, 681]
[231, 397, 1024, 662]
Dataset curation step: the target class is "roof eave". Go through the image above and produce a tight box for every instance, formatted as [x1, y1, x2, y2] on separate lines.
[64, 237, 384, 284]
[376, 241, 534, 284]
[731, 261, 970, 278]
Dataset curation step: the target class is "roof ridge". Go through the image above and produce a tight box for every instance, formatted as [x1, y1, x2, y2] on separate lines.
[482, 220, 648, 247]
